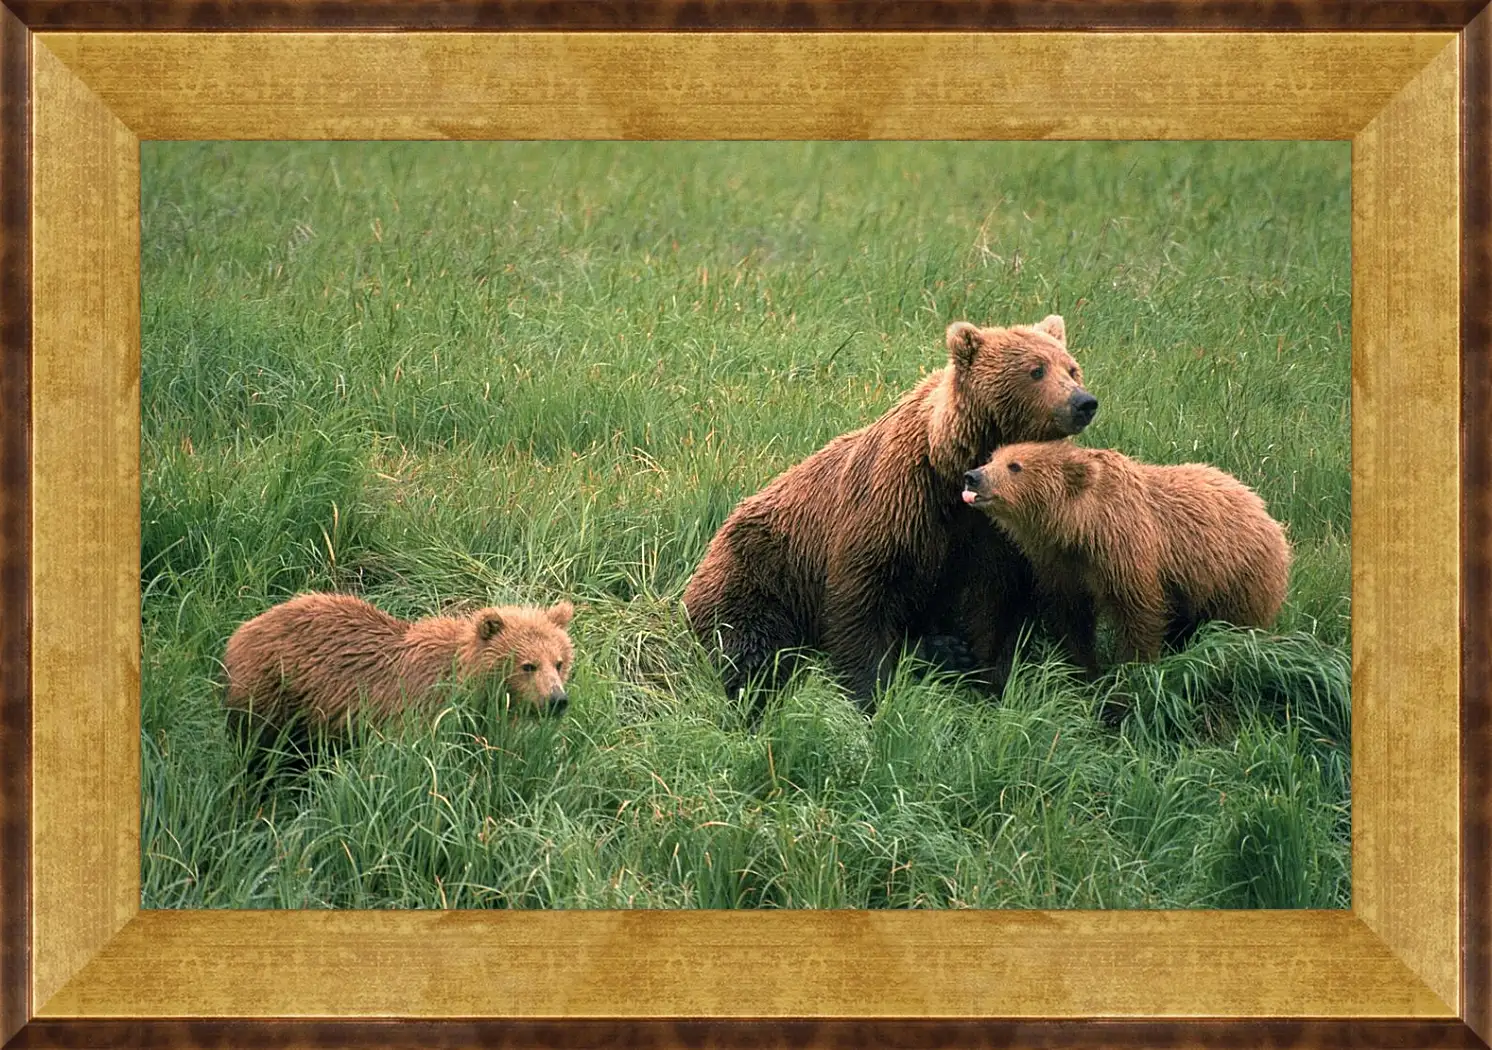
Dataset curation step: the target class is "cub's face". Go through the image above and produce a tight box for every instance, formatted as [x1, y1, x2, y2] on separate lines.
[471, 602, 575, 716]
[961, 441, 1093, 525]
[945, 315, 1099, 442]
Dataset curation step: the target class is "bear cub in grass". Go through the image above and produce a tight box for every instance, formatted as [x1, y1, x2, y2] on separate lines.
[223, 593, 575, 738]
[962, 442, 1291, 675]
[683, 315, 1098, 710]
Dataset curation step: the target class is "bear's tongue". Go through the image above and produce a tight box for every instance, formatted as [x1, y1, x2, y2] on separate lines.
[961, 490, 978, 505]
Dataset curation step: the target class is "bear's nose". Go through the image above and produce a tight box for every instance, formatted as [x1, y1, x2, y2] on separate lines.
[963, 470, 981, 490]
[547, 691, 569, 716]
[1071, 392, 1099, 425]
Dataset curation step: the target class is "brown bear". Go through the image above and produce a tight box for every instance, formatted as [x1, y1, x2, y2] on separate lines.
[682, 315, 1098, 710]
[223, 593, 575, 734]
[961, 441, 1291, 674]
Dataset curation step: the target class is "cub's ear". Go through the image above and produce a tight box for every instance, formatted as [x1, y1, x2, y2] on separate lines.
[478, 611, 504, 641]
[946, 322, 983, 369]
[948, 322, 984, 371]
[1036, 314, 1066, 344]
[547, 601, 574, 628]
[1062, 455, 1093, 494]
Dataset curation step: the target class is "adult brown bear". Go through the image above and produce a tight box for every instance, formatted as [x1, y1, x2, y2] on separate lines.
[682, 315, 1098, 710]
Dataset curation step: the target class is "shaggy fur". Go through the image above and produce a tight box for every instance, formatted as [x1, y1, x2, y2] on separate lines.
[683, 315, 1098, 709]
[962, 442, 1291, 673]
[223, 593, 575, 732]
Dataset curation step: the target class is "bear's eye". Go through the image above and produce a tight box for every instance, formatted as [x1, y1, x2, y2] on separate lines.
[556, 660, 565, 671]
[1069, 367, 1079, 379]
[1008, 462, 1023, 474]
[521, 662, 538, 674]
[1029, 364, 1046, 380]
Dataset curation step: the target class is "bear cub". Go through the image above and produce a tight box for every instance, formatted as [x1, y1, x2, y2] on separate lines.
[962, 441, 1291, 674]
[223, 593, 575, 741]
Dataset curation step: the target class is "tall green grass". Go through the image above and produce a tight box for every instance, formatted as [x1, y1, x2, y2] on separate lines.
[141, 142, 1351, 909]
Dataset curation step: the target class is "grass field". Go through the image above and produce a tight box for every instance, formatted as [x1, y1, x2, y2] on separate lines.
[141, 141, 1352, 910]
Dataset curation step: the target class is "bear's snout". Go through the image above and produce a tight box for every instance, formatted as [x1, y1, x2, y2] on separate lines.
[961, 469, 991, 507]
[546, 690, 569, 716]
[1068, 391, 1099, 430]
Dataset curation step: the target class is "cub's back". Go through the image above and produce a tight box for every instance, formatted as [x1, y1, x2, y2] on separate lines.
[223, 593, 409, 716]
[1139, 461, 1289, 573]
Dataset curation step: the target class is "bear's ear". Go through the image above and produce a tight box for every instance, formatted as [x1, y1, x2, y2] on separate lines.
[1062, 455, 1093, 494]
[547, 601, 574, 628]
[478, 611, 504, 641]
[1036, 314, 1066, 344]
[946, 322, 983, 369]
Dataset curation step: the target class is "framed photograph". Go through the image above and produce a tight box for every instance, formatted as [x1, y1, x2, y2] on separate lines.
[2, 3, 1488, 1047]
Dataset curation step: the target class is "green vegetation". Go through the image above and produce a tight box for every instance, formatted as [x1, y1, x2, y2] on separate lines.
[141, 141, 1350, 909]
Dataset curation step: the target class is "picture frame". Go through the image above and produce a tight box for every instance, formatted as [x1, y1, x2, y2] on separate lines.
[1, 2, 1488, 1046]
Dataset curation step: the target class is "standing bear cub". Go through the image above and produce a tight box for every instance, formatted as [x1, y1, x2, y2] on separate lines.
[962, 441, 1291, 674]
[683, 315, 1098, 709]
[223, 593, 575, 738]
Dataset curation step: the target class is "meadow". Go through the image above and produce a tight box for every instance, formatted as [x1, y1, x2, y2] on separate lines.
[141, 141, 1352, 910]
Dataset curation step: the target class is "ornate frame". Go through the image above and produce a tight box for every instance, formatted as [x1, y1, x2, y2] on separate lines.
[1, 3, 1489, 1047]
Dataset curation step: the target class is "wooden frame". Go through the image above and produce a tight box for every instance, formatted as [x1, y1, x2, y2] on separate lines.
[0, 3, 1488, 1047]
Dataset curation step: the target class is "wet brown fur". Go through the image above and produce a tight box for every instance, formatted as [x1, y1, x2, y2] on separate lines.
[223, 593, 575, 730]
[682, 316, 1097, 708]
[964, 442, 1292, 673]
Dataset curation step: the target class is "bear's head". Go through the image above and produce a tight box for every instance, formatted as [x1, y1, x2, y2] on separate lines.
[943, 315, 1098, 446]
[960, 440, 1096, 528]
[467, 602, 575, 716]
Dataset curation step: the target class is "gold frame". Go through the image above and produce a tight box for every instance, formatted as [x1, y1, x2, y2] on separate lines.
[6, 22, 1479, 1039]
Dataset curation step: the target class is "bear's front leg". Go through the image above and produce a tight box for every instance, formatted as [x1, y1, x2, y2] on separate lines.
[926, 522, 1034, 694]
[1107, 575, 1169, 666]
[1038, 582, 1101, 677]
[823, 616, 903, 712]
[821, 565, 918, 712]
